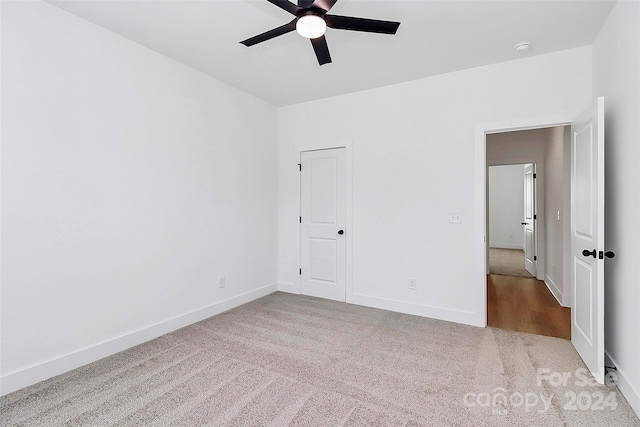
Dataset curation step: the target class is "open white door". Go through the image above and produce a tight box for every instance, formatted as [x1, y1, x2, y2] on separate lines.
[300, 148, 346, 302]
[523, 163, 537, 277]
[571, 97, 605, 384]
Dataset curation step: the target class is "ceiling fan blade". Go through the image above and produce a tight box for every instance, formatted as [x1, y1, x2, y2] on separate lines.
[310, 36, 332, 65]
[310, 0, 337, 12]
[325, 14, 400, 34]
[240, 19, 297, 46]
[267, 0, 301, 15]
[298, 0, 314, 8]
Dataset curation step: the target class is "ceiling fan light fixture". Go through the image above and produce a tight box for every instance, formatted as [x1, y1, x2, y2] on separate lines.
[296, 14, 326, 39]
[240, 0, 401, 66]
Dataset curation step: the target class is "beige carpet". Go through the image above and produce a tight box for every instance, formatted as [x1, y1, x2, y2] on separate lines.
[1, 292, 638, 426]
[490, 248, 534, 277]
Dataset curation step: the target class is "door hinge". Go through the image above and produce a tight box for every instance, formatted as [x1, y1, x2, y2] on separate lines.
[298, 163, 301, 171]
[534, 256, 537, 261]
[299, 268, 302, 275]
[533, 173, 537, 179]
[299, 216, 302, 223]
[534, 214, 537, 220]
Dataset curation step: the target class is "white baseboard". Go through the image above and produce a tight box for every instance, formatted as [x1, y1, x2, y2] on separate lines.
[347, 293, 483, 327]
[278, 281, 300, 294]
[0, 283, 278, 396]
[605, 351, 640, 418]
[544, 275, 565, 306]
[489, 244, 524, 250]
[544, 276, 571, 308]
[279, 285, 481, 326]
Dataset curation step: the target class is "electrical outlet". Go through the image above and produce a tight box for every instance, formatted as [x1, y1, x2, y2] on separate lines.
[449, 211, 462, 224]
[218, 276, 226, 288]
[408, 277, 416, 290]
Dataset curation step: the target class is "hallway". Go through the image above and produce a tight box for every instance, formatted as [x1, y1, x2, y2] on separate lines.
[487, 274, 571, 340]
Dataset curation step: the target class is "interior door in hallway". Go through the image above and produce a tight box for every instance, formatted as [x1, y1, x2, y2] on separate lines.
[300, 148, 346, 302]
[571, 97, 605, 384]
[523, 163, 537, 277]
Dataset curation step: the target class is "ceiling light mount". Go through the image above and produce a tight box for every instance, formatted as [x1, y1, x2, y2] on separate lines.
[514, 42, 531, 54]
[296, 12, 327, 39]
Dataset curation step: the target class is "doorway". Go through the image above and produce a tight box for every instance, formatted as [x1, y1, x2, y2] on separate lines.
[476, 100, 606, 382]
[299, 147, 348, 302]
[488, 163, 536, 278]
[484, 126, 571, 339]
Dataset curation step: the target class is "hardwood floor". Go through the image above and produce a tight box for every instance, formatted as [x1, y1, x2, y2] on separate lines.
[487, 274, 571, 340]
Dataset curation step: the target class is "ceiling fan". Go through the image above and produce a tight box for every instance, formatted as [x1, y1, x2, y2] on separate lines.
[240, 0, 401, 65]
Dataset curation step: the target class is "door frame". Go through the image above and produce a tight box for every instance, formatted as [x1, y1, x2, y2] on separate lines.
[475, 114, 573, 327]
[294, 140, 353, 302]
[486, 159, 545, 281]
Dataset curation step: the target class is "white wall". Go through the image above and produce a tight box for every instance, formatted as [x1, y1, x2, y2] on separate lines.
[278, 47, 592, 326]
[488, 165, 525, 249]
[543, 127, 567, 305]
[592, 0, 640, 416]
[1, 1, 278, 394]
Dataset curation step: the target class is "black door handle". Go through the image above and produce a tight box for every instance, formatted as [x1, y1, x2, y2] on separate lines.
[599, 251, 615, 259]
[521, 222, 528, 225]
[338, 230, 344, 235]
[582, 249, 597, 258]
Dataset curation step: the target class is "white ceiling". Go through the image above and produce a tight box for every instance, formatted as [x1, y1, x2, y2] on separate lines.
[48, 0, 615, 107]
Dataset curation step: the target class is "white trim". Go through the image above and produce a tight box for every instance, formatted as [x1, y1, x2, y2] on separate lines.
[0, 283, 278, 396]
[478, 115, 574, 135]
[476, 114, 574, 327]
[294, 140, 353, 303]
[487, 157, 547, 167]
[562, 292, 572, 308]
[349, 293, 482, 327]
[277, 281, 300, 294]
[605, 351, 640, 418]
[544, 276, 565, 307]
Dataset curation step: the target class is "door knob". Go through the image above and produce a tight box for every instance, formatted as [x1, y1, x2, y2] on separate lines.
[582, 249, 597, 258]
[599, 251, 615, 259]
[338, 230, 344, 235]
